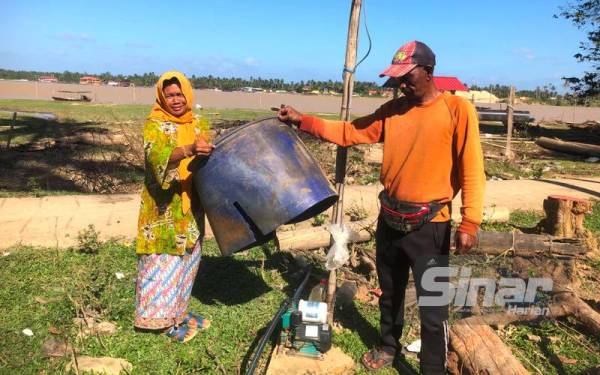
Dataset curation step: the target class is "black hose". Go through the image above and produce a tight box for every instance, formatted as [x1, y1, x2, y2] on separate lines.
[245, 267, 312, 375]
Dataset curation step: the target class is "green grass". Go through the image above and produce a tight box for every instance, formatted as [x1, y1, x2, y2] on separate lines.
[507, 319, 600, 374]
[584, 200, 600, 238]
[0, 239, 409, 374]
[0, 99, 336, 127]
[480, 209, 545, 233]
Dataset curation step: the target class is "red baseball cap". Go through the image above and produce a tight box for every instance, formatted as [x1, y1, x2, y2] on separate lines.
[379, 41, 436, 78]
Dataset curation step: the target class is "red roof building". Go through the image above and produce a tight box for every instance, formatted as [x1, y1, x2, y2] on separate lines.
[433, 76, 468, 92]
[38, 75, 58, 83]
[80, 76, 102, 85]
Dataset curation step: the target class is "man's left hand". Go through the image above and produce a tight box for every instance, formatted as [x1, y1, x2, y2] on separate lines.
[455, 231, 477, 254]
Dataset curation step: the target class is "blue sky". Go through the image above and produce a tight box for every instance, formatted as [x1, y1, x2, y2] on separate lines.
[0, 0, 593, 91]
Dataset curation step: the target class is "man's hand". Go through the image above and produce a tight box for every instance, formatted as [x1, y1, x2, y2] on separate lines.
[454, 231, 477, 254]
[277, 105, 303, 127]
[192, 136, 215, 157]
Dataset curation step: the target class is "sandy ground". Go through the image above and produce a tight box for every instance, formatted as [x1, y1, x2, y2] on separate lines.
[1, 80, 600, 122]
[0, 178, 598, 249]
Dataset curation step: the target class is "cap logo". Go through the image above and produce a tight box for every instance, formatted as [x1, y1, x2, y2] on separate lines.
[393, 51, 407, 63]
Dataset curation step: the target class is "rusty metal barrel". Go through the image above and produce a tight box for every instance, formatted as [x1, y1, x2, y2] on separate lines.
[192, 117, 338, 255]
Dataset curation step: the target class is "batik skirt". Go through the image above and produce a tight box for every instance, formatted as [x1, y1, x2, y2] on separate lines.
[134, 240, 202, 329]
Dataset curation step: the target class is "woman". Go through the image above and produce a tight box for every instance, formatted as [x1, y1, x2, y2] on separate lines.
[134, 71, 213, 342]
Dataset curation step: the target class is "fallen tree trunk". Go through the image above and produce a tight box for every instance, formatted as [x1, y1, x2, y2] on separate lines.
[470, 231, 588, 256]
[448, 291, 600, 375]
[535, 136, 600, 157]
[276, 221, 589, 257]
[553, 292, 600, 336]
[449, 317, 530, 375]
[275, 219, 375, 251]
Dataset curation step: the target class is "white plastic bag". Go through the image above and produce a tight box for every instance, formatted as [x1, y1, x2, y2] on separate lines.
[325, 223, 350, 270]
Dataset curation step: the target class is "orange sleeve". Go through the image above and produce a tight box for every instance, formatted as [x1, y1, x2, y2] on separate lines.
[299, 109, 384, 146]
[454, 100, 485, 236]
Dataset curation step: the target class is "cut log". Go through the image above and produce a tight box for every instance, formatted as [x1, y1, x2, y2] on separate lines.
[543, 195, 591, 237]
[277, 221, 589, 257]
[275, 219, 374, 251]
[449, 317, 530, 375]
[535, 136, 600, 157]
[469, 231, 589, 257]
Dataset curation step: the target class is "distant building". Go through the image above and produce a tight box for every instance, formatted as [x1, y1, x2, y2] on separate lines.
[118, 80, 135, 87]
[38, 75, 58, 83]
[383, 76, 468, 95]
[241, 87, 263, 93]
[432, 76, 468, 93]
[80, 76, 101, 85]
[107, 81, 119, 86]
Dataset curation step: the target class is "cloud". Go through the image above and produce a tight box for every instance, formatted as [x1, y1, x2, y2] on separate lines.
[514, 47, 535, 61]
[57, 32, 96, 43]
[244, 57, 260, 67]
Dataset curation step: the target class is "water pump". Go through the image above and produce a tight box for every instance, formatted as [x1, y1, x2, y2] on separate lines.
[278, 296, 332, 358]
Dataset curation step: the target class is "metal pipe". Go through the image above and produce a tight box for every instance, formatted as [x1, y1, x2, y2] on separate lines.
[245, 267, 312, 375]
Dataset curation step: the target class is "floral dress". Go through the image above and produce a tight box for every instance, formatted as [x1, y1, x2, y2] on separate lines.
[135, 116, 211, 255]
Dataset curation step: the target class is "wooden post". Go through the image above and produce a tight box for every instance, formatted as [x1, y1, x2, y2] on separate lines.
[505, 85, 515, 159]
[6, 111, 16, 150]
[326, 0, 362, 324]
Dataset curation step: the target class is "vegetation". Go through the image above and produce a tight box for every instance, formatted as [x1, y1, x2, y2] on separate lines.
[0, 239, 403, 374]
[555, 0, 600, 100]
[0, 68, 385, 96]
[1, 204, 599, 374]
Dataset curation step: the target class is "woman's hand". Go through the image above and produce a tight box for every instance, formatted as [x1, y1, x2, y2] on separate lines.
[191, 136, 215, 157]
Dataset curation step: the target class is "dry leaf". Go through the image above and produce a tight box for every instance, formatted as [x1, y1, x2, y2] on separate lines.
[526, 334, 541, 343]
[48, 326, 61, 335]
[41, 338, 70, 358]
[67, 356, 132, 375]
[548, 336, 560, 344]
[73, 318, 117, 337]
[34, 296, 61, 304]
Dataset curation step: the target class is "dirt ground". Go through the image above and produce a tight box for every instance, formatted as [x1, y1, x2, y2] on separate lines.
[2, 80, 600, 122]
[1, 113, 598, 196]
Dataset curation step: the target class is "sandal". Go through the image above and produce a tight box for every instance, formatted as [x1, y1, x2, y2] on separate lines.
[361, 347, 395, 371]
[165, 324, 197, 343]
[182, 312, 211, 330]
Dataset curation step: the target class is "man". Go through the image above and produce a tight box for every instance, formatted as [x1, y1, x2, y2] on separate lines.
[277, 41, 485, 374]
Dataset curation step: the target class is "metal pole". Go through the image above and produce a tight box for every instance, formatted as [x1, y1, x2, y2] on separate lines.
[326, 0, 362, 324]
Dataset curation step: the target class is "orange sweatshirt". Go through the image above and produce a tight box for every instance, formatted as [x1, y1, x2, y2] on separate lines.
[299, 92, 485, 236]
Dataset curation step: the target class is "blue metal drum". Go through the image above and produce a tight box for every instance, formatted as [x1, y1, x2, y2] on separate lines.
[192, 117, 338, 255]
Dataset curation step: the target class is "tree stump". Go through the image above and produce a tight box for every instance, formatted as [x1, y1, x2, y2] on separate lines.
[543, 195, 591, 237]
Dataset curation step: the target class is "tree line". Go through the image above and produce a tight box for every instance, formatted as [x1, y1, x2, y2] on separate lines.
[1, 67, 596, 105]
[0, 69, 383, 96]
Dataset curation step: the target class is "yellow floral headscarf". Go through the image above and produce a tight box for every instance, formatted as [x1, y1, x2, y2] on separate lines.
[149, 71, 196, 214]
